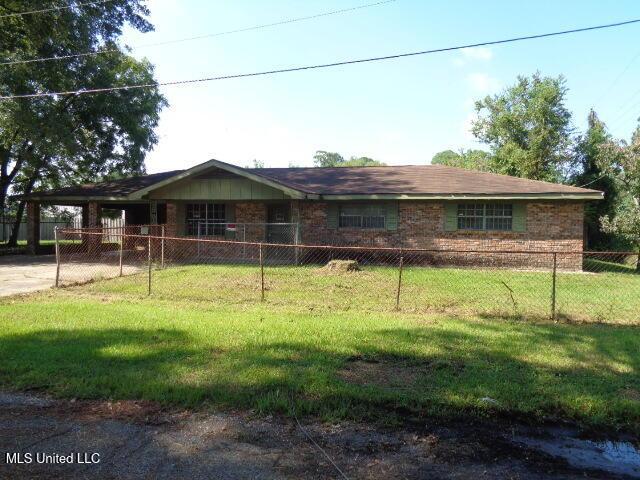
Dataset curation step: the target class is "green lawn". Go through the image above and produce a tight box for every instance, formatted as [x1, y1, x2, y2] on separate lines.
[78, 262, 640, 324]
[1, 263, 639, 431]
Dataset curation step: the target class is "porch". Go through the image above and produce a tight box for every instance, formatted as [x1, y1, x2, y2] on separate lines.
[23, 199, 302, 255]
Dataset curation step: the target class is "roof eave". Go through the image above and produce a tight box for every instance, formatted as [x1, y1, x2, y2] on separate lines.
[319, 193, 604, 201]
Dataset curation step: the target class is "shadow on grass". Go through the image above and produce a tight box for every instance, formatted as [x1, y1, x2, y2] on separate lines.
[0, 323, 638, 431]
[583, 258, 640, 275]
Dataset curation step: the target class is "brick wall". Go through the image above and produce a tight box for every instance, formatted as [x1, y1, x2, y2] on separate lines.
[297, 201, 585, 270]
[235, 202, 267, 242]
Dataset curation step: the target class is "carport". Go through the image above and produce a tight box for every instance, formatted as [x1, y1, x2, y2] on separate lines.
[20, 171, 178, 254]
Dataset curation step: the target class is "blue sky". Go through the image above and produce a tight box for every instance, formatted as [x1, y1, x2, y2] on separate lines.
[121, 0, 640, 172]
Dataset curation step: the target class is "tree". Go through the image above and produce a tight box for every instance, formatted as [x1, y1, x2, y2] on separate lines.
[1, 0, 166, 246]
[571, 111, 619, 249]
[313, 151, 345, 167]
[432, 150, 461, 165]
[597, 126, 640, 267]
[312, 151, 385, 167]
[343, 156, 385, 167]
[471, 73, 573, 182]
[431, 149, 491, 171]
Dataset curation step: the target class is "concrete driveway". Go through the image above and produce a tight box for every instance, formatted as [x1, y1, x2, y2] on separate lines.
[0, 255, 56, 297]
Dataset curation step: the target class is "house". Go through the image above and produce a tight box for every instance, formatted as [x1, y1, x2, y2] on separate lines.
[22, 159, 602, 268]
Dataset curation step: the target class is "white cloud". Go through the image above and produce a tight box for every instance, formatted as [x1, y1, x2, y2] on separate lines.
[452, 47, 493, 67]
[461, 47, 493, 61]
[466, 73, 500, 94]
[461, 111, 477, 142]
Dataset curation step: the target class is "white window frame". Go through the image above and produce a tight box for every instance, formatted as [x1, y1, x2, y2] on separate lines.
[338, 204, 386, 229]
[185, 203, 226, 236]
[457, 203, 513, 231]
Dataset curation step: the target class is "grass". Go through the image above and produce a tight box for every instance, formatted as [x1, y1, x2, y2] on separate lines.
[0, 263, 639, 432]
[81, 262, 640, 324]
[0, 239, 81, 248]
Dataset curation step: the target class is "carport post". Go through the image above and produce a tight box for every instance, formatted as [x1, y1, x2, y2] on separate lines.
[54, 226, 61, 288]
[147, 235, 152, 296]
[119, 228, 124, 277]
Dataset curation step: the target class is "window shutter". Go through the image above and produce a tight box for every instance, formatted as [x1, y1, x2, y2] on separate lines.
[444, 203, 458, 231]
[512, 203, 527, 232]
[385, 202, 398, 231]
[327, 203, 339, 229]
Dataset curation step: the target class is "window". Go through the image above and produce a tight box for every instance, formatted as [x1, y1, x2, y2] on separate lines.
[457, 203, 513, 231]
[186, 203, 226, 236]
[339, 204, 386, 229]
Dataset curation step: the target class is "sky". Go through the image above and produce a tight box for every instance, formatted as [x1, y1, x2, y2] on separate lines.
[120, 0, 640, 173]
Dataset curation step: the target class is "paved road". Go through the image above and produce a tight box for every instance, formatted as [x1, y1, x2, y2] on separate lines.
[0, 255, 56, 297]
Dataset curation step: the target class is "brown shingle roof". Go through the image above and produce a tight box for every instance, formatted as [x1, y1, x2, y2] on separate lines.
[25, 162, 602, 200]
[249, 165, 602, 196]
[30, 170, 184, 198]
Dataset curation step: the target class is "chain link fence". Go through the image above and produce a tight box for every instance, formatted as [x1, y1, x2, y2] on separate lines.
[54, 226, 640, 324]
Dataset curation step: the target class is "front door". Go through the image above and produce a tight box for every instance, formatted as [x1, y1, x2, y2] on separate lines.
[266, 204, 292, 244]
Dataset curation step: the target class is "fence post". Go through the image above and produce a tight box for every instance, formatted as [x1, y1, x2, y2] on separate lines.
[147, 234, 152, 296]
[161, 225, 165, 269]
[294, 223, 300, 265]
[395, 255, 404, 311]
[54, 226, 61, 288]
[259, 243, 265, 302]
[119, 228, 124, 277]
[551, 252, 557, 321]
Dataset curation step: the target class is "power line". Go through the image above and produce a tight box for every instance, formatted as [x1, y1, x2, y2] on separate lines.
[0, 0, 398, 67]
[0, 0, 115, 19]
[2, 17, 640, 100]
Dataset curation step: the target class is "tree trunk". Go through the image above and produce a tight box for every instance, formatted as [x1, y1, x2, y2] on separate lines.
[7, 199, 26, 247]
[7, 173, 38, 247]
[636, 245, 640, 272]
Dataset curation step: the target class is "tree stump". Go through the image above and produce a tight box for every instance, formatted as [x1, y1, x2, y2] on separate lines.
[323, 259, 360, 272]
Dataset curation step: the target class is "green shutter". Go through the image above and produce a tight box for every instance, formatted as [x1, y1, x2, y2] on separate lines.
[512, 203, 527, 232]
[385, 202, 398, 231]
[444, 203, 458, 231]
[327, 203, 339, 229]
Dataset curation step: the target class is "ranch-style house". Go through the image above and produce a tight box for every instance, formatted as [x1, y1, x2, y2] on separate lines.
[22, 159, 602, 268]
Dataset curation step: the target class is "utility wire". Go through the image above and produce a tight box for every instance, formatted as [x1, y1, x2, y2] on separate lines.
[0, 0, 398, 67]
[2, 17, 640, 100]
[0, 0, 115, 19]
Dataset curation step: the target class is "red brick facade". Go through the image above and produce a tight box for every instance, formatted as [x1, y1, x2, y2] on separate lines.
[295, 201, 585, 270]
[160, 199, 586, 269]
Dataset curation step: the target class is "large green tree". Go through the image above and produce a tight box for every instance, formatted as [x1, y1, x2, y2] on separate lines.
[431, 149, 491, 171]
[0, 0, 166, 245]
[597, 125, 640, 266]
[471, 73, 573, 182]
[313, 151, 385, 167]
[571, 111, 620, 249]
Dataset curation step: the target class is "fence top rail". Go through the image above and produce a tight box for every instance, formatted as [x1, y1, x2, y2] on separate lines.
[57, 228, 640, 256]
[188, 222, 298, 226]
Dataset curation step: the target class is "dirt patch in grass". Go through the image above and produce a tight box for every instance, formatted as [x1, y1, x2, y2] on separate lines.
[339, 356, 463, 389]
[64, 399, 166, 424]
